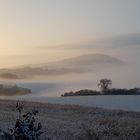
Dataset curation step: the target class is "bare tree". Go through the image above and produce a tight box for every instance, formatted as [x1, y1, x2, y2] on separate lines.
[98, 79, 112, 94]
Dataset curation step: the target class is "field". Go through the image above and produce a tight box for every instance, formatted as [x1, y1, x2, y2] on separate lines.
[0, 99, 140, 140]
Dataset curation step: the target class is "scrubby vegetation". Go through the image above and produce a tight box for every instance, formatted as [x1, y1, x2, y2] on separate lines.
[0, 101, 48, 140]
[61, 89, 99, 97]
[61, 88, 140, 97]
[0, 84, 31, 96]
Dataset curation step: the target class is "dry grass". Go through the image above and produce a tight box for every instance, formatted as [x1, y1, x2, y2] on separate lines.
[0, 99, 140, 140]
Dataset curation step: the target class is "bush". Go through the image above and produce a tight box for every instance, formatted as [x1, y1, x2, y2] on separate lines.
[0, 102, 49, 140]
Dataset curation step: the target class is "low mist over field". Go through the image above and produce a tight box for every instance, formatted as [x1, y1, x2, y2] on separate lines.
[0, 34, 140, 97]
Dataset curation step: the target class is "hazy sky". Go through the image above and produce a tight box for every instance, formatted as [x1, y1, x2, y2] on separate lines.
[0, 0, 140, 67]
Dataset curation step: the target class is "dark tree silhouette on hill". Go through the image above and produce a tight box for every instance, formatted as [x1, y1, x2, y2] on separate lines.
[98, 79, 112, 94]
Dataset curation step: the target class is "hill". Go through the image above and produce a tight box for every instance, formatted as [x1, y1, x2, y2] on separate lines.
[0, 53, 124, 79]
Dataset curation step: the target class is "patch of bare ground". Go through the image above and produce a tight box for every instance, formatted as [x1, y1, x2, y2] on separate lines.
[0, 99, 140, 140]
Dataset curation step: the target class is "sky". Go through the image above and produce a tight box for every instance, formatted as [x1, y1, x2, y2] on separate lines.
[0, 0, 140, 67]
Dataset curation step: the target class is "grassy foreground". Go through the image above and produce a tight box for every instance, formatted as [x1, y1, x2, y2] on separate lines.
[0, 99, 140, 140]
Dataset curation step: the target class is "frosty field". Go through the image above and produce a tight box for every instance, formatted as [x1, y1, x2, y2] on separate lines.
[0, 99, 140, 140]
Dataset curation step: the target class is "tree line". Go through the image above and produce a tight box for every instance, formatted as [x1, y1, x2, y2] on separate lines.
[61, 79, 140, 97]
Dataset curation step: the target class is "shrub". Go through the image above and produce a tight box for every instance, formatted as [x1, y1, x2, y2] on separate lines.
[1, 102, 49, 140]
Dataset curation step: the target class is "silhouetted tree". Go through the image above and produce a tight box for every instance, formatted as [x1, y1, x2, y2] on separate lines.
[98, 79, 112, 94]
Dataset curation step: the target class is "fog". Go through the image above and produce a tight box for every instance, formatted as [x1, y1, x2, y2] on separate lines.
[0, 34, 140, 97]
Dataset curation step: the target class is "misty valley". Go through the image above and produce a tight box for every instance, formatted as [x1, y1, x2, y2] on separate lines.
[0, 53, 139, 112]
[1, 1, 140, 139]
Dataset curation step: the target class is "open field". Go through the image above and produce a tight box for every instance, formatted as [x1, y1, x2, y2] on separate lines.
[0, 99, 140, 140]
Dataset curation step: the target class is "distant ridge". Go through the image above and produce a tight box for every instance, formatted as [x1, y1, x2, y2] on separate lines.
[0, 53, 124, 79]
